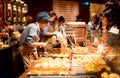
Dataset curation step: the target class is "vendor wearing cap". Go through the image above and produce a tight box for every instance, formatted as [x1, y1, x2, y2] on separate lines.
[19, 11, 50, 69]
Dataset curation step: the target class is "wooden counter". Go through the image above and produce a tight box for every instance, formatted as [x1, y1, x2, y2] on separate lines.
[0, 42, 25, 78]
[19, 67, 96, 78]
[19, 58, 96, 78]
[19, 69, 29, 78]
[0, 44, 14, 78]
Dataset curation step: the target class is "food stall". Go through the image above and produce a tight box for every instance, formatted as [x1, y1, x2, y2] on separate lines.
[19, 22, 120, 78]
[19, 47, 113, 78]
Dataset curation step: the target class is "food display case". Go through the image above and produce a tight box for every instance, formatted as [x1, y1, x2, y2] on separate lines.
[19, 22, 120, 78]
[20, 50, 120, 78]
[25, 57, 97, 78]
[65, 22, 87, 43]
[19, 46, 115, 78]
[1, 0, 26, 24]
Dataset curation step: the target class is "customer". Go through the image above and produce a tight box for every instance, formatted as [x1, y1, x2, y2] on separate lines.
[19, 11, 50, 69]
[23, 13, 34, 26]
[0, 21, 14, 44]
[88, 13, 99, 31]
[52, 16, 68, 47]
[2, 21, 13, 36]
[43, 11, 58, 49]
[57, 16, 65, 32]
[99, 0, 120, 75]
[43, 11, 57, 38]
[75, 14, 84, 22]
[87, 13, 100, 42]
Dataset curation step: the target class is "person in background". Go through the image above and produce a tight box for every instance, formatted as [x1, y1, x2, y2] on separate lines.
[75, 14, 84, 22]
[98, 0, 120, 75]
[14, 22, 24, 33]
[1, 21, 13, 35]
[57, 16, 68, 47]
[88, 13, 99, 31]
[19, 11, 50, 69]
[52, 16, 67, 47]
[57, 16, 65, 32]
[43, 11, 57, 38]
[0, 21, 14, 44]
[87, 13, 100, 42]
[43, 11, 58, 49]
[23, 13, 34, 26]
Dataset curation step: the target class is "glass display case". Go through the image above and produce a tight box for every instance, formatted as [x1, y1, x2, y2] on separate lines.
[13, 5, 17, 23]
[25, 57, 97, 78]
[7, 3, 12, 22]
[1, 0, 27, 24]
[19, 46, 120, 78]
[17, 6, 21, 22]
[19, 22, 120, 78]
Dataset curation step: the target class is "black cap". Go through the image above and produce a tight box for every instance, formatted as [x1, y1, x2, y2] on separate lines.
[35, 11, 50, 22]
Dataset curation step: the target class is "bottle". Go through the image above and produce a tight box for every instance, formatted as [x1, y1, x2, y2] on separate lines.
[6, 33, 9, 45]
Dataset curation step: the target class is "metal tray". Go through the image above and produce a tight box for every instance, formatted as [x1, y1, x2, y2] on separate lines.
[26, 73, 96, 78]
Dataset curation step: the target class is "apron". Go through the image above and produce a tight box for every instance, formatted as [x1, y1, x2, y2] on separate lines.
[18, 44, 35, 69]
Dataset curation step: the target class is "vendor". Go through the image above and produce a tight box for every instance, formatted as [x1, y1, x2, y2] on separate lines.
[18, 11, 50, 69]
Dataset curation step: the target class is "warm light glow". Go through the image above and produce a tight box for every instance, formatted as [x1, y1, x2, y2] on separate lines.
[49, 63, 54, 68]
[42, 62, 48, 69]
[20, 1, 24, 4]
[8, 4, 11, 9]
[18, 7, 21, 12]
[16, 0, 21, 2]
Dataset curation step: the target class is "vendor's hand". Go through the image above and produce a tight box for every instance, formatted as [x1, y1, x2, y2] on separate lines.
[31, 42, 47, 47]
[33, 51, 39, 60]
[39, 42, 47, 47]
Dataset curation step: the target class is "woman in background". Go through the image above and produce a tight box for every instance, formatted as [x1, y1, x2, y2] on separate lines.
[98, 0, 120, 75]
[87, 13, 100, 42]
[88, 13, 99, 31]
[57, 16, 65, 32]
[43, 11, 58, 49]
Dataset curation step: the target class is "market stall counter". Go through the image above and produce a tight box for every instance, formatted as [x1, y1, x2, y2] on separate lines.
[0, 41, 25, 78]
[19, 57, 97, 78]
[19, 47, 110, 78]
